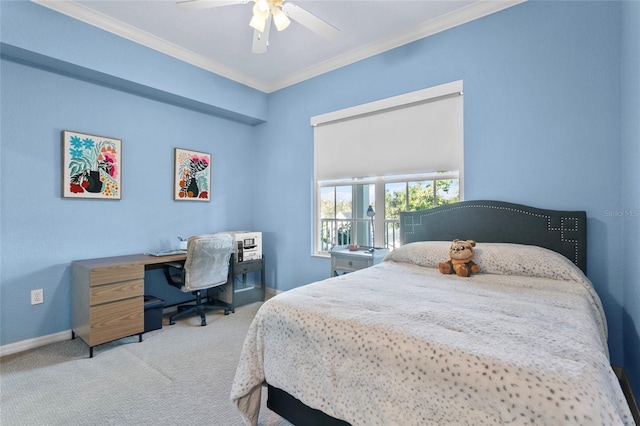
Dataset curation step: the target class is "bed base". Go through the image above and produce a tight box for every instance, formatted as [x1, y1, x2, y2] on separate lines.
[267, 385, 350, 426]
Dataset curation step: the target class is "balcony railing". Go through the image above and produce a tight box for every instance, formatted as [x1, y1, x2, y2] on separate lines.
[384, 220, 401, 251]
[319, 219, 353, 252]
[320, 219, 400, 252]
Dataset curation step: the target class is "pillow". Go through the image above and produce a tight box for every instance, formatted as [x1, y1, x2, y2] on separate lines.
[385, 241, 586, 282]
[473, 243, 585, 282]
[383, 241, 452, 269]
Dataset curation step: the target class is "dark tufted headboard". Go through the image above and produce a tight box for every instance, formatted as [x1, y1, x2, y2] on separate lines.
[399, 200, 587, 274]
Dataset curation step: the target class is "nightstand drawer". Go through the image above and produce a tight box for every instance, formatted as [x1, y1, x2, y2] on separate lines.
[330, 246, 389, 277]
[333, 256, 370, 271]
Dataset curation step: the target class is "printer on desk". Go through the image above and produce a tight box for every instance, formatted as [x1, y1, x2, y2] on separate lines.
[228, 231, 262, 262]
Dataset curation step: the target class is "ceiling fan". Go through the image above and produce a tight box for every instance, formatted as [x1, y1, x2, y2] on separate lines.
[176, 0, 340, 54]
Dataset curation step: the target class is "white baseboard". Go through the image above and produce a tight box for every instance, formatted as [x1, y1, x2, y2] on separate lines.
[0, 330, 72, 358]
[1, 290, 283, 358]
[265, 286, 281, 299]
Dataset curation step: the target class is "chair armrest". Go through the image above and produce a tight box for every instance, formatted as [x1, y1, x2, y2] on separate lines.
[163, 261, 186, 289]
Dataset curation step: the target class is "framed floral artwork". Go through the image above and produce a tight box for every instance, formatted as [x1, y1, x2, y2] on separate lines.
[174, 148, 211, 201]
[62, 130, 121, 199]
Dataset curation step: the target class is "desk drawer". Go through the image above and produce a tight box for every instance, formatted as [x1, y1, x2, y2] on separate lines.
[90, 297, 143, 346]
[91, 264, 143, 286]
[91, 279, 144, 306]
[333, 256, 370, 271]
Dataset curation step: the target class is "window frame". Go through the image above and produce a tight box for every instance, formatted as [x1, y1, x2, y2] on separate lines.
[316, 172, 460, 255]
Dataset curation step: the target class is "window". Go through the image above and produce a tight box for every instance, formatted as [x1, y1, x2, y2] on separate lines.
[383, 173, 459, 250]
[319, 182, 374, 252]
[319, 173, 459, 253]
[311, 81, 463, 255]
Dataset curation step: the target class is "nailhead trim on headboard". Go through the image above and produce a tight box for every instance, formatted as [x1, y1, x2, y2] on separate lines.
[400, 201, 587, 273]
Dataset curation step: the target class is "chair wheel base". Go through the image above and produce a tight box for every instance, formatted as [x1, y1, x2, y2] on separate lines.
[168, 297, 233, 326]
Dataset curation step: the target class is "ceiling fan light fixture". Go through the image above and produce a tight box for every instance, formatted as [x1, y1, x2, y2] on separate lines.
[272, 6, 290, 31]
[252, 0, 269, 19]
[249, 14, 266, 32]
[178, 0, 338, 53]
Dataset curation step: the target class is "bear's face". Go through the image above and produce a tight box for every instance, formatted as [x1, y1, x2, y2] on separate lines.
[448, 239, 476, 261]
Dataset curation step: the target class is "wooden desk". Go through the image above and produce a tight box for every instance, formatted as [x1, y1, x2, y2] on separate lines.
[71, 253, 265, 357]
[72, 253, 188, 358]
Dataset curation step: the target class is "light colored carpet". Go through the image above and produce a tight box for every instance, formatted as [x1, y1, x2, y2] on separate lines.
[0, 302, 292, 426]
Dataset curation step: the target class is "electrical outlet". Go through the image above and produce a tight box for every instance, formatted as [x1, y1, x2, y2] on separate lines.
[31, 289, 44, 305]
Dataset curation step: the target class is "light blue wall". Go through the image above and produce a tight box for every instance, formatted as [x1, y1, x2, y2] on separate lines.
[255, 0, 632, 374]
[0, 1, 267, 125]
[0, 59, 259, 342]
[1, 0, 638, 397]
[0, 1, 265, 344]
[622, 0, 640, 395]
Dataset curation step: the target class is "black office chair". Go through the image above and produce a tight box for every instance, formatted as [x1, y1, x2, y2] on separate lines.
[163, 233, 234, 326]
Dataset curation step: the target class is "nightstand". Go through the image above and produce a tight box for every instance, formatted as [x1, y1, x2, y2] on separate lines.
[330, 245, 389, 276]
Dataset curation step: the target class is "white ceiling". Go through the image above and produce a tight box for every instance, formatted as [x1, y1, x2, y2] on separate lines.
[34, 0, 523, 93]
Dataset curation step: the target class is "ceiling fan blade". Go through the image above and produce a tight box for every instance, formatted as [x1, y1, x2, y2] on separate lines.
[282, 2, 339, 41]
[252, 15, 271, 54]
[176, 0, 248, 11]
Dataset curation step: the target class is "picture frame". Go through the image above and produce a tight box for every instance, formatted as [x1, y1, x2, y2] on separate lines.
[174, 148, 211, 201]
[62, 130, 122, 199]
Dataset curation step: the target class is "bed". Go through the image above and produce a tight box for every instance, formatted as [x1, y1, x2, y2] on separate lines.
[231, 200, 634, 425]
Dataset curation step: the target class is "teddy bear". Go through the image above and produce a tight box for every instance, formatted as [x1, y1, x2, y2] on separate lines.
[438, 239, 479, 277]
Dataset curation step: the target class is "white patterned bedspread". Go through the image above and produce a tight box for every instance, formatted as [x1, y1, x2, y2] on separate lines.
[231, 242, 634, 425]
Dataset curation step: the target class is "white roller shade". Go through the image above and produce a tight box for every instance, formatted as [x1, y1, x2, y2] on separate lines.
[312, 81, 463, 181]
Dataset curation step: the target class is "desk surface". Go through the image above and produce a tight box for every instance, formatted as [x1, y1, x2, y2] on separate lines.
[72, 252, 187, 268]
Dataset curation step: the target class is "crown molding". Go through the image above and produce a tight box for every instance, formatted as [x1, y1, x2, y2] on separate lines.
[32, 0, 524, 94]
[265, 0, 525, 92]
[32, 0, 271, 92]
